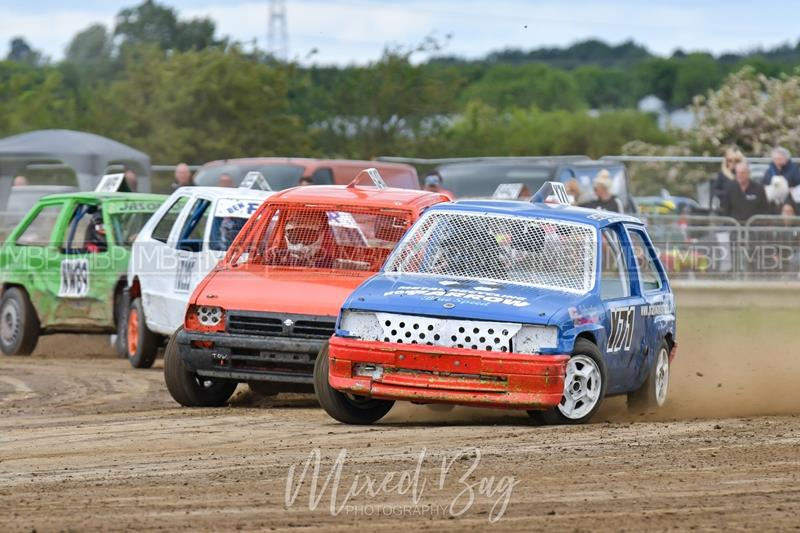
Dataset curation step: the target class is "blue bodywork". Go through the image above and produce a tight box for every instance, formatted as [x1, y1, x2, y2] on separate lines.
[336, 200, 676, 396]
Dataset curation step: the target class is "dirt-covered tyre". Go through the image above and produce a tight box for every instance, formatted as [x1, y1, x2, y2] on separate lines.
[313, 344, 394, 425]
[248, 381, 279, 397]
[164, 327, 237, 407]
[114, 290, 128, 358]
[537, 338, 607, 425]
[0, 287, 40, 356]
[126, 297, 159, 368]
[628, 341, 670, 413]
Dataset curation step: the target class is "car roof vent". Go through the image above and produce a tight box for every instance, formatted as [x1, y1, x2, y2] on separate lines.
[239, 171, 272, 191]
[531, 181, 570, 205]
[347, 167, 387, 190]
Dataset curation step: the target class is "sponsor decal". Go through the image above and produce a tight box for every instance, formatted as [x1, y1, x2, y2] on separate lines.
[214, 199, 261, 218]
[107, 200, 163, 214]
[59, 259, 89, 298]
[607, 306, 635, 352]
[641, 301, 673, 317]
[384, 286, 530, 308]
[568, 304, 603, 326]
[174, 257, 196, 292]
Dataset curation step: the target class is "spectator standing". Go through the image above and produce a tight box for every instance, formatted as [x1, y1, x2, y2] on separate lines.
[298, 176, 314, 186]
[564, 178, 581, 205]
[12, 176, 28, 186]
[173, 163, 194, 190]
[217, 173, 234, 187]
[580, 171, 623, 213]
[720, 161, 770, 222]
[762, 147, 800, 187]
[123, 167, 137, 192]
[713, 147, 743, 204]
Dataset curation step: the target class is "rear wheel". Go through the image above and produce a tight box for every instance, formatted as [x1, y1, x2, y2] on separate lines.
[0, 287, 39, 356]
[164, 327, 237, 407]
[628, 342, 670, 413]
[313, 344, 394, 425]
[536, 338, 607, 425]
[126, 297, 159, 368]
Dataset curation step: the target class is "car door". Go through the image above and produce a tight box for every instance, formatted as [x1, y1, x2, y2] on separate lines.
[598, 225, 646, 393]
[169, 196, 213, 330]
[138, 194, 191, 331]
[624, 226, 673, 388]
[2, 201, 68, 326]
[51, 200, 116, 327]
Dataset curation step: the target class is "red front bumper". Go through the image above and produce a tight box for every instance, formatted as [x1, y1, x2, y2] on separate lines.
[327, 336, 569, 410]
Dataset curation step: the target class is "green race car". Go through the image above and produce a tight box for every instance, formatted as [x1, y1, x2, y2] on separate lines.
[0, 191, 167, 356]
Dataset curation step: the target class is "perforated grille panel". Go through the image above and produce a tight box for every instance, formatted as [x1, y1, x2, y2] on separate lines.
[376, 313, 520, 352]
[386, 211, 597, 294]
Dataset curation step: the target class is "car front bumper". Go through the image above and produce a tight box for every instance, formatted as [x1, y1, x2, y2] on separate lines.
[327, 336, 569, 409]
[176, 328, 326, 384]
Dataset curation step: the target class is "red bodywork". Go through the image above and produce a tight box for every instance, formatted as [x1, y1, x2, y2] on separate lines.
[186, 185, 450, 328]
[328, 336, 569, 409]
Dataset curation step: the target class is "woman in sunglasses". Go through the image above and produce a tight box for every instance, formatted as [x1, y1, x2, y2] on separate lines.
[714, 147, 744, 207]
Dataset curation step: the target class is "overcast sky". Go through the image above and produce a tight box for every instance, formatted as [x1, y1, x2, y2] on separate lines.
[1, 0, 798, 65]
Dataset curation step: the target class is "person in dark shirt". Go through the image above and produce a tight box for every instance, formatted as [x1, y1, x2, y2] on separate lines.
[580, 171, 623, 213]
[762, 147, 800, 187]
[720, 161, 770, 222]
[713, 147, 743, 204]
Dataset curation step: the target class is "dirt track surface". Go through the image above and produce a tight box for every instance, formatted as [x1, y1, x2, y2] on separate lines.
[2, 308, 800, 531]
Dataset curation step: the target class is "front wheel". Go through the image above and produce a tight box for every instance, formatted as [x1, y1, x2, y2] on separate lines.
[127, 297, 159, 368]
[313, 344, 394, 425]
[163, 327, 237, 407]
[536, 338, 607, 425]
[628, 342, 670, 413]
[0, 287, 40, 356]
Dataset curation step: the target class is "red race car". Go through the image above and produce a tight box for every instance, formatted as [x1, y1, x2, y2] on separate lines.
[163, 170, 450, 407]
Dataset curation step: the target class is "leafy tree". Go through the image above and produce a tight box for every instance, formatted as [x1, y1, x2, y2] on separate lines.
[461, 63, 584, 111]
[573, 66, 634, 109]
[66, 24, 113, 64]
[6, 38, 42, 66]
[86, 46, 310, 163]
[114, 0, 218, 52]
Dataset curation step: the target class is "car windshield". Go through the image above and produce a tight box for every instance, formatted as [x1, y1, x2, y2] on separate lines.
[228, 204, 413, 273]
[194, 163, 304, 189]
[107, 199, 164, 247]
[437, 164, 552, 198]
[208, 198, 264, 251]
[385, 211, 597, 294]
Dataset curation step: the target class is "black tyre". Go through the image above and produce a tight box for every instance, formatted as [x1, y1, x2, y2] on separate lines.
[114, 289, 128, 358]
[248, 381, 279, 397]
[163, 327, 237, 407]
[628, 341, 670, 413]
[0, 287, 40, 356]
[537, 338, 608, 425]
[313, 344, 394, 425]
[126, 297, 159, 368]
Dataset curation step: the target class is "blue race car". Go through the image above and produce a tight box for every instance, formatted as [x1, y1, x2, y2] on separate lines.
[313, 183, 676, 425]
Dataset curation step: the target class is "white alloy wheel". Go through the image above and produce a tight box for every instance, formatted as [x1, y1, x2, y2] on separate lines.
[558, 354, 602, 420]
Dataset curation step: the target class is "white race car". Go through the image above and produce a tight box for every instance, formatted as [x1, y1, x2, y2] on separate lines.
[125, 182, 272, 367]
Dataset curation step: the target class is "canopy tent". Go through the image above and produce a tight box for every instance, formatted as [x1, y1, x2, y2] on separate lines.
[0, 129, 151, 209]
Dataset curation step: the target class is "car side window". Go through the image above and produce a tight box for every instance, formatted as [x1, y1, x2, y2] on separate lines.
[152, 196, 188, 244]
[177, 199, 211, 252]
[628, 230, 663, 292]
[311, 167, 334, 185]
[62, 203, 106, 253]
[16, 204, 63, 246]
[600, 228, 631, 300]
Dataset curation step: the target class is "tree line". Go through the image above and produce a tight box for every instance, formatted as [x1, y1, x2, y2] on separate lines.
[2, 0, 800, 166]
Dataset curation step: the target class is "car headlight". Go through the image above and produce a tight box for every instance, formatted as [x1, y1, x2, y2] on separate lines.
[513, 325, 559, 354]
[185, 304, 226, 332]
[197, 306, 223, 327]
[339, 311, 382, 340]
